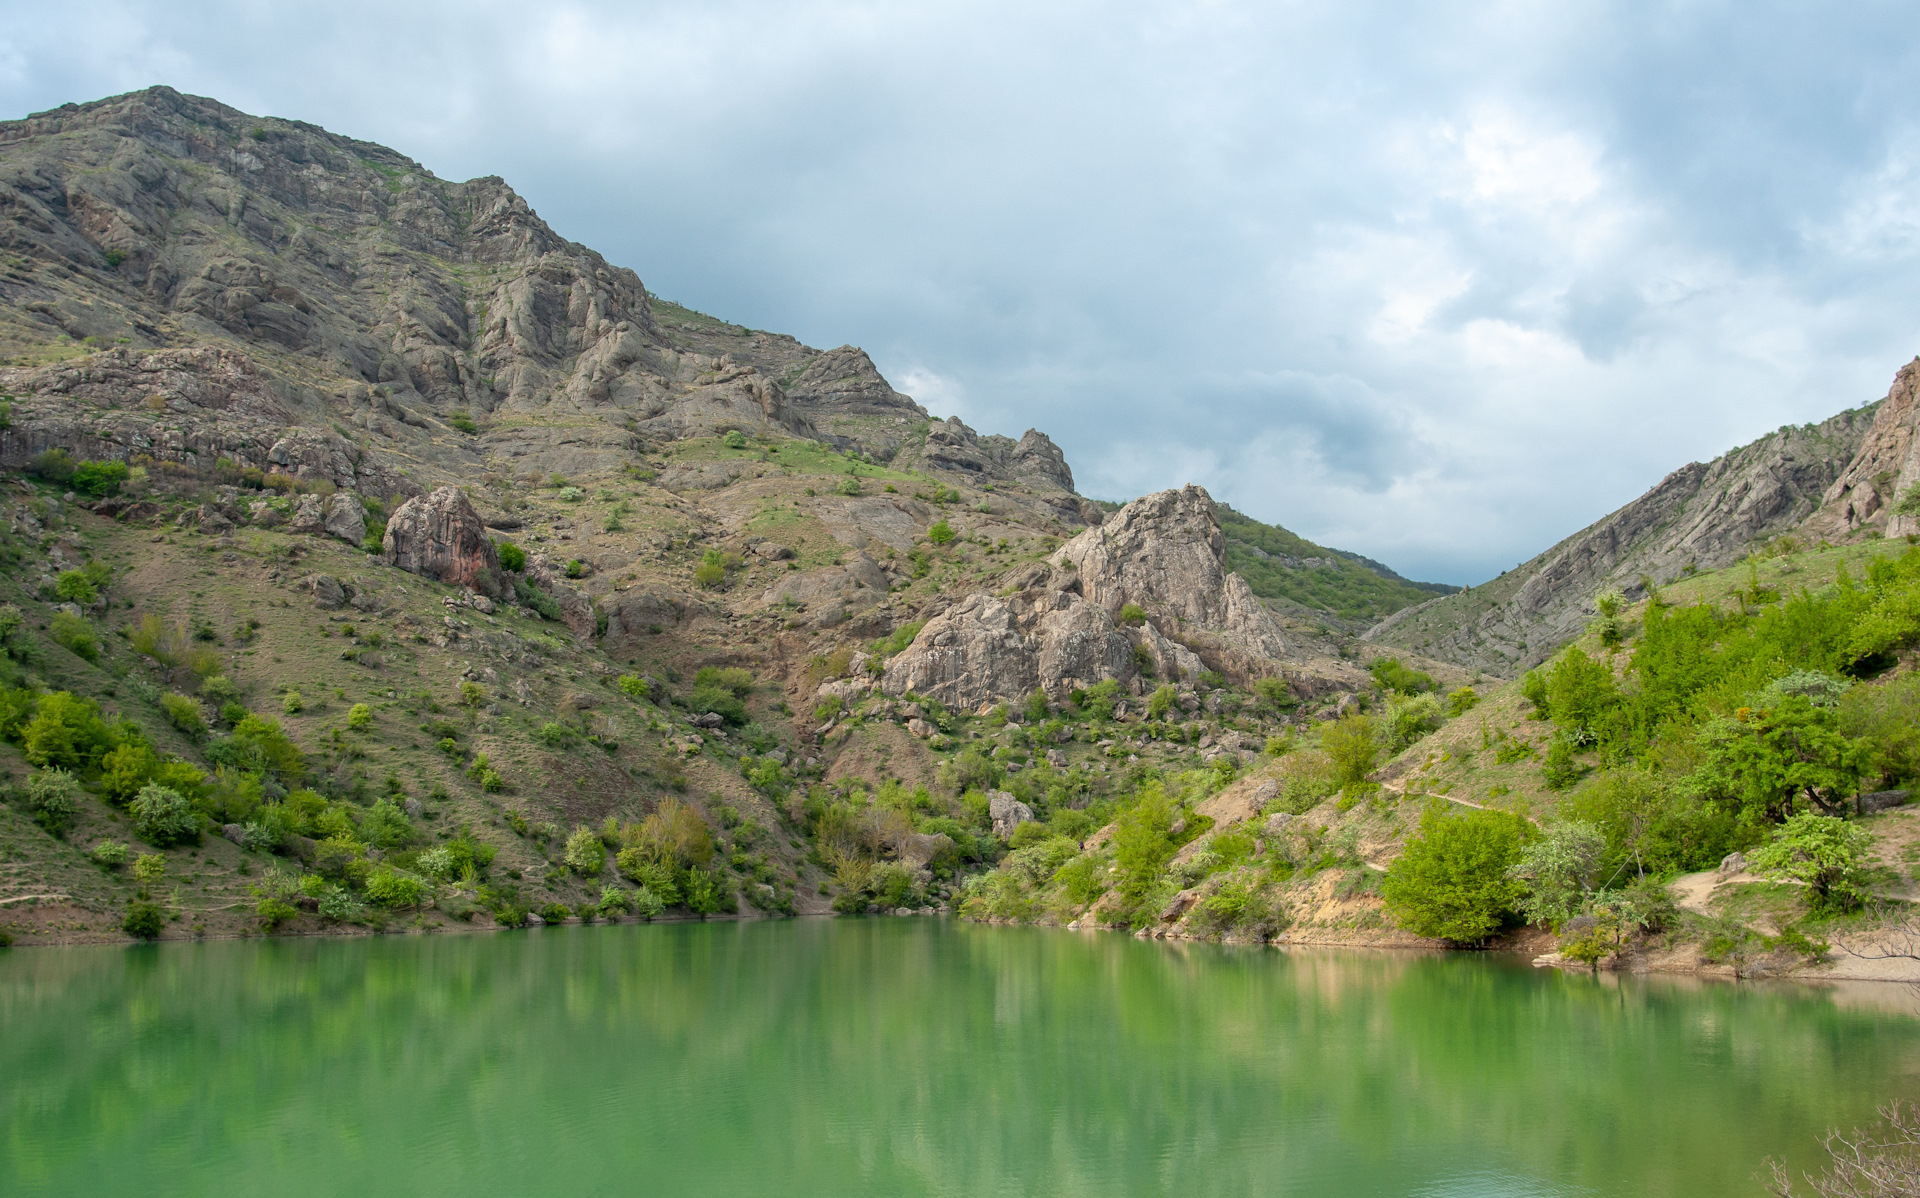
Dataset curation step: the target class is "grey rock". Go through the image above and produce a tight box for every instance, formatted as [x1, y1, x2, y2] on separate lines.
[525, 911, 546, 927]
[323, 492, 365, 544]
[899, 832, 955, 868]
[1160, 888, 1200, 923]
[1717, 851, 1749, 877]
[751, 542, 795, 560]
[689, 712, 725, 729]
[290, 494, 326, 534]
[1859, 789, 1913, 814]
[309, 574, 347, 610]
[402, 798, 424, 818]
[988, 791, 1034, 839]
[222, 823, 248, 846]
[1045, 748, 1068, 768]
[1262, 812, 1294, 839]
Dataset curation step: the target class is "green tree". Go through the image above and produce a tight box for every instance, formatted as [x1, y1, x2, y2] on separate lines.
[130, 784, 198, 847]
[564, 825, 606, 875]
[123, 900, 165, 940]
[1382, 804, 1535, 944]
[1111, 785, 1176, 913]
[1694, 695, 1869, 824]
[23, 768, 80, 836]
[54, 570, 97, 604]
[1321, 714, 1379, 786]
[1750, 812, 1875, 913]
[1510, 820, 1606, 929]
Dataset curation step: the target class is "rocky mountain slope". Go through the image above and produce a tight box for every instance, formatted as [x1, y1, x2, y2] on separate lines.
[1366, 396, 1885, 674]
[0, 87, 1462, 945]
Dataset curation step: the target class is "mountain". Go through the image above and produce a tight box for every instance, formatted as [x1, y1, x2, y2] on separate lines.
[1365, 384, 1898, 674]
[0, 87, 1466, 946]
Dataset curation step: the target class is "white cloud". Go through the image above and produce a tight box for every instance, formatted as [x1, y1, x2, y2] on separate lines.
[2, 1, 1918, 584]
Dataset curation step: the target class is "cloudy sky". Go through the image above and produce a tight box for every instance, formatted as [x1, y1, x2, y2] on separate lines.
[4, 2, 1919, 583]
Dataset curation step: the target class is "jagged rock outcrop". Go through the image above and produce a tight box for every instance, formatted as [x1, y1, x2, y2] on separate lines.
[913, 417, 1078, 492]
[1804, 358, 1920, 540]
[520, 554, 595, 637]
[881, 486, 1287, 707]
[1368, 403, 1878, 674]
[322, 492, 365, 545]
[1056, 485, 1289, 661]
[762, 556, 892, 630]
[382, 486, 502, 595]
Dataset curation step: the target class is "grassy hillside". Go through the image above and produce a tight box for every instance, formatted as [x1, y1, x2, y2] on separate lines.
[954, 539, 1920, 978]
[1215, 504, 1456, 624]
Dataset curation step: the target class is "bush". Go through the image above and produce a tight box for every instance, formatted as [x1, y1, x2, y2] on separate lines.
[722, 430, 748, 450]
[160, 693, 206, 737]
[514, 576, 562, 619]
[1252, 676, 1296, 713]
[30, 448, 75, 484]
[1751, 812, 1876, 913]
[49, 612, 99, 661]
[927, 519, 955, 545]
[695, 666, 755, 696]
[70, 459, 129, 497]
[364, 867, 427, 909]
[132, 853, 166, 885]
[1369, 657, 1435, 695]
[1320, 714, 1379, 786]
[1382, 804, 1535, 944]
[123, 900, 165, 940]
[23, 768, 81, 835]
[347, 703, 373, 730]
[283, 690, 304, 714]
[22, 691, 113, 770]
[564, 825, 606, 875]
[690, 684, 747, 726]
[618, 674, 649, 700]
[54, 570, 97, 604]
[130, 784, 198, 846]
[1446, 686, 1479, 716]
[632, 886, 665, 919]
[1118, 602, 1147, 626]
[684, 865, 733, 915]
[1511, 821, 1606, 929]
[91, 840, 131, 868]
[496, 540, 527, 572]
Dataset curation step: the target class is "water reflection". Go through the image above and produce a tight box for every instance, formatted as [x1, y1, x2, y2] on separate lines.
[1, 921, 1913, 1197]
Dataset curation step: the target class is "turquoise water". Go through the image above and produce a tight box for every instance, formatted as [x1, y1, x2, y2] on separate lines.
[2, 919, 1914, 1196]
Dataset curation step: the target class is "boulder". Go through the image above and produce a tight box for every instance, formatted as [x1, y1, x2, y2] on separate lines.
[1045, 748, 1068, 768]
[899, 832, 956, 869]
[1859, 789, 1913, 814]
[880, 583, 1133, 710]
[906, 717, 935, 738]
[322, 493, 365, 543]
[988, 791, 1034, 839]
[1160, 888, 1200, 923]
[290, 494, 326, 534]
[383, 486, 503, 596]
[751, 542, 795, 560]
[1262, 812, 1295, 839]
[525, 911, 546, 927]
[308, 574, 347, 610]
[248, 500, 284, 527]
[221, 823, 248, 846]
[1717, 851, 1748, 877]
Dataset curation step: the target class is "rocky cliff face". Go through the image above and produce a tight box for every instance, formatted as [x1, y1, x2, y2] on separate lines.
[1367, 402, 1879, 674]
[1802, 358, 1920, 540]
[879, 485, 1306, 708]
[0, 87, 1086, 502]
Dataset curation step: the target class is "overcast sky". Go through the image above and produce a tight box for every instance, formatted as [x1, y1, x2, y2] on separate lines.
[4, 2, 1919, 583]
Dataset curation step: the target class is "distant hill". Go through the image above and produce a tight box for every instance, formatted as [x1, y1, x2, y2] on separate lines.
[1213, 503, 1457, 624]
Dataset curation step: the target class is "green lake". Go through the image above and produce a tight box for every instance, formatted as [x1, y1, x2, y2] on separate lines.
[2, 919, 1913, 1196]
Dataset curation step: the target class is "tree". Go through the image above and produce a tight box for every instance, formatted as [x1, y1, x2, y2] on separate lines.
[1111, 784, 1176, 912]
[123, 900, 165, 940]
[1510, 820, 1606, 929]
[130, 783, 198, 847]
[1695, 695, 1870, 824]
[1769, 1100, 1920, 1198]
[23, 768, 80, 836]
[1320, 714, 1378, 787]
[495, 540, 526, 572]
[1750, 812, 1875, 913]
[1544, 647, 1619, 743]
[564, 825, 606, 875]
[1383, 804, 1535, 944]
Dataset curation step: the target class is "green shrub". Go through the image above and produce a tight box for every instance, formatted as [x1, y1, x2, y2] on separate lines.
[54, 570, 97, 604]
[514, 577, 562, 619]
[347, 703, 373, 730]
[684, 865, 733, 915]
[132, 853, 166, 885]
[364, 867, 427, 909]
[70, 460, 129, 497]
[1117, 602, 1148, 626]
[1446, 686, 1479, 716]
[496, 540, 526, 572]
[1511, 821, 1606, 929]
[21, 692, 113, 770]
[1369, 657, 1435, 695]
[927, 519, 955, 545]
[130, 784, 198, 846]
[49, 612, 99, 661]
[30, 448, 75, 483]
[123, 900, 165, 940]
[618, 674, 649, 699]
[1382, 804, 1535, 944]
[91, 840, 131, 868]
[722, 430, 748, 450]
[23, 767, 81, 835]
[282, 690, 304, 714]
[448, 411, 478, 434]
[690, 685, 747, 726]
[160, 693, 206, 737]
[632, 886, 665, 919]
[564, 825, 606, 875]
[1750, 812, 1875, 913]
[1320, 714, 1379, 786]
[256, 897, 298, 930]
[695, 666, 754, 696]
